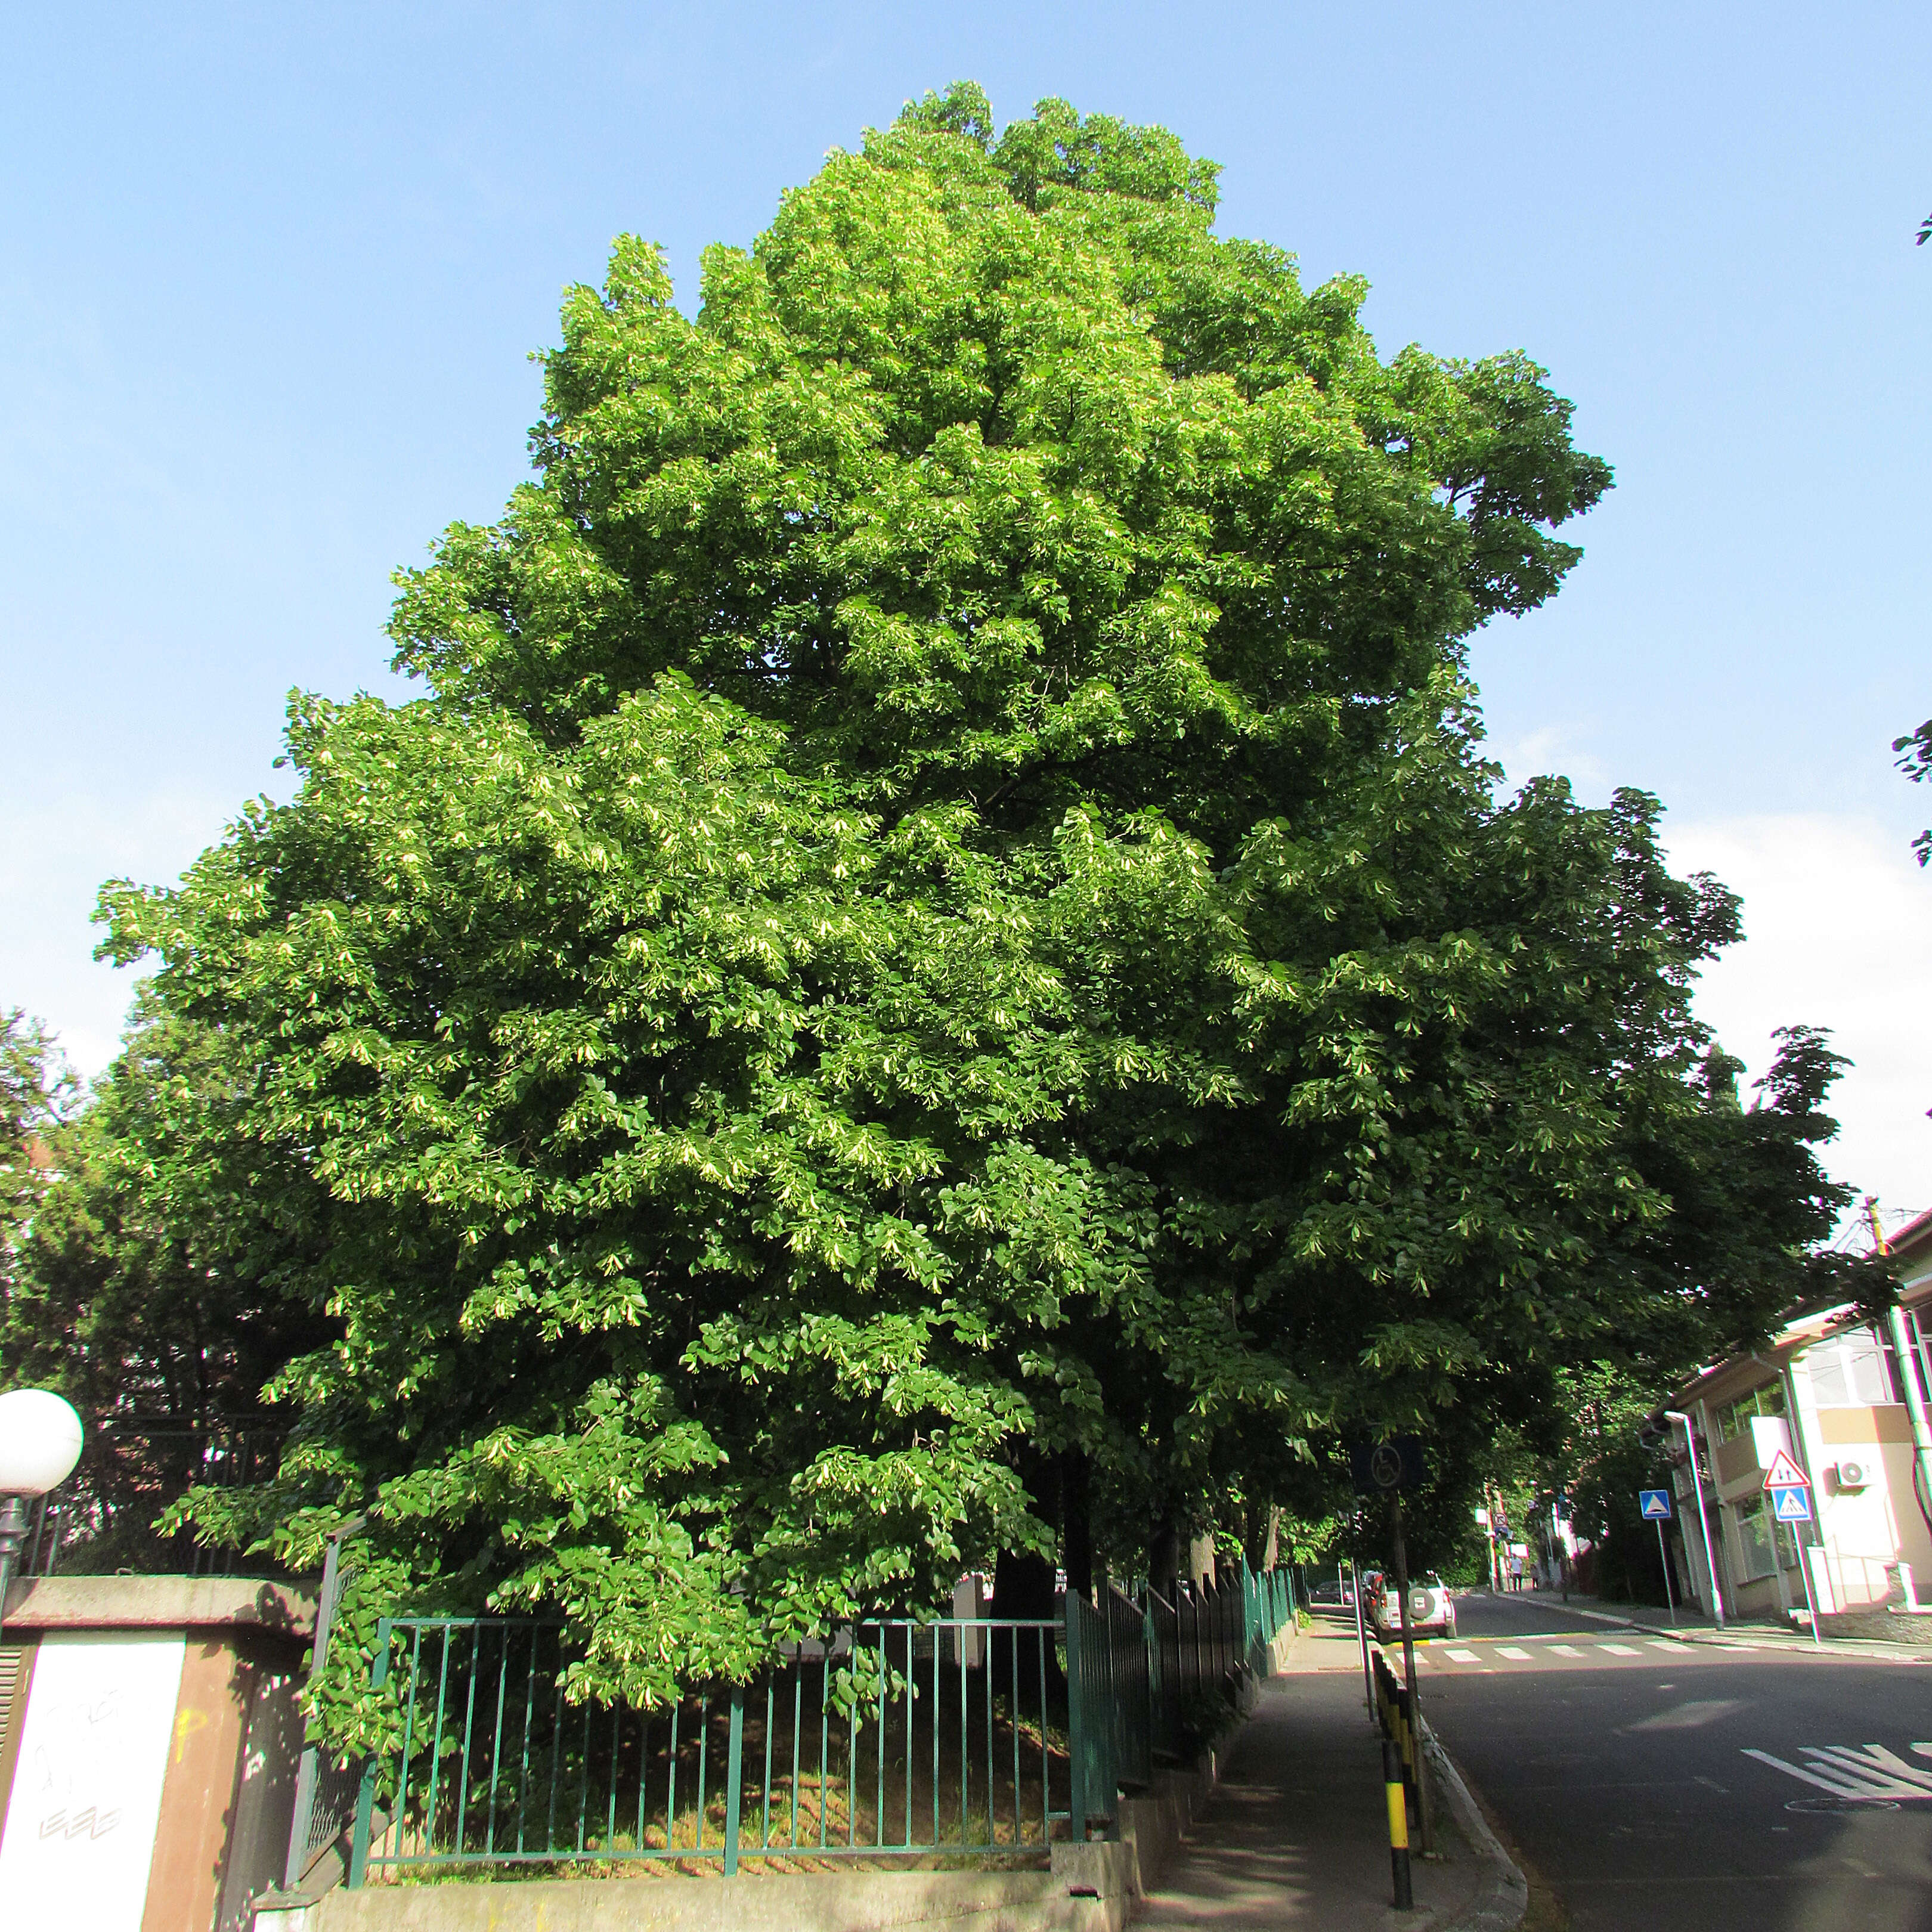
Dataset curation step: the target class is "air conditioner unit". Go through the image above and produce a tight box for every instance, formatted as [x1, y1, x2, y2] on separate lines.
[1834, 1459, 1872, 1490]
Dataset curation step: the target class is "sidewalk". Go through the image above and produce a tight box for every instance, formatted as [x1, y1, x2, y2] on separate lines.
[1128, 1622, 1522, 1930]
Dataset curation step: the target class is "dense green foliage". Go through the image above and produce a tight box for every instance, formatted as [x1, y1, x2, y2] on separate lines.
[4, 88, 1858, 1729]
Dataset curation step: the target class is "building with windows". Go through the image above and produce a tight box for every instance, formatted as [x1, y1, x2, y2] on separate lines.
[1664, 1207, 1932, 1623]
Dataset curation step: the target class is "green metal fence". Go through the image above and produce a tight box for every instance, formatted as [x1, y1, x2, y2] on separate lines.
[348, 1616, 1073, 1883]
[345, 1563, 1296, 1887]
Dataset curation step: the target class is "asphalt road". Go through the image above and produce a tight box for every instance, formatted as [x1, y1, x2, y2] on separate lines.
[1411, 1589, 1932, 1931]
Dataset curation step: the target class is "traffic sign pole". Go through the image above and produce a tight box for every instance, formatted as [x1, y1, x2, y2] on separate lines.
[1639, 1490, 1676, 1623]
[1761, 1448, 1822, 1649]
[1796, 1522, 1822, 1648]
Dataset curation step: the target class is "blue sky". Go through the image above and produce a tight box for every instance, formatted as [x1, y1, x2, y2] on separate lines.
[4, 2, 1928, 1220]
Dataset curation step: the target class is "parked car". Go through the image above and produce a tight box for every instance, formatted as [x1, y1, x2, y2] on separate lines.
[1371, 1572, 1456, 1640]
[1308, 1576, 1357, 1608]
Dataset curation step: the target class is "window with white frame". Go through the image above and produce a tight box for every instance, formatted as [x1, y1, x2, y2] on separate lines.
[1907, 1308, 1932, 1408]
[1804, 1327, 1899, 1407]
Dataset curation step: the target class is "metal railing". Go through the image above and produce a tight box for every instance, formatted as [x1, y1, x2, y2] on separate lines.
[1244, 1563, 1295, 1674]
[343, 1561, 1297, 1887]
[284, 1524, 363, 1890]
[1101, 1586, 1153, 1792]
[349, 1617, 1073, 1883]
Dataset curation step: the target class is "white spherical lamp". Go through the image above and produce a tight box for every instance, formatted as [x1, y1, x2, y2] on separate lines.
[0, 1388, 85, 1497]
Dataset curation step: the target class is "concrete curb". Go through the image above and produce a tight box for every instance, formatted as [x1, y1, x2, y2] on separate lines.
[1418, 1727, 1527, 1932]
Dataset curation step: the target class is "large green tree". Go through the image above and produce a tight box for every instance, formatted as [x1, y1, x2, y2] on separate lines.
[75, 88, 1852, 1727]
[379, 80, 1622, 1566]
[106, 679, 1122, 1698]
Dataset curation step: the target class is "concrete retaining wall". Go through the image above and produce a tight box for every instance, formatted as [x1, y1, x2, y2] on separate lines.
[257, 1748, 1231, 1932]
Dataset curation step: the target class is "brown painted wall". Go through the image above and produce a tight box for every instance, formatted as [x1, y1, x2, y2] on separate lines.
[142, 1636, 251, 1932]
[134, 1632, 309, 1932]
[1818, 1404, 1916, 1445]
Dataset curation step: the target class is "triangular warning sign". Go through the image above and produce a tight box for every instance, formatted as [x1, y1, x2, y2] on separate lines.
[1761, 1448, 1809, 1491]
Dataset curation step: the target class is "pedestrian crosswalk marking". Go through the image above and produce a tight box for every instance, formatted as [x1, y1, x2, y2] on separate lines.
[1498, 1646, 1532, 1659]
[1649, 1640, 1690, 1652]
[1549, 1645, 1584, 1657]
[1745, 1744, 1932, 1801]
[1599, 1643, 1640, 1655]
[1446, 1648, 1478, 1662]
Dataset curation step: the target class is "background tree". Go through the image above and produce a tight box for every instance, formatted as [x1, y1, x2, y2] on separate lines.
[2, 996, 332, 1569]
[2, 1008, 72, 1299]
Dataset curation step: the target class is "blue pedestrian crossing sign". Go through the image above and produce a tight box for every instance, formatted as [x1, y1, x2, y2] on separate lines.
[1761, 1447, 1812, 1524]
[1638, 1488, 1673, 1521]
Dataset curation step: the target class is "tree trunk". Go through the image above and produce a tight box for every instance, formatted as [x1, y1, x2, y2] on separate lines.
[1060, 1448, 1093, 1605]
[1241, 1501, 1279, 1572]
[1149, 1512, 1182, 1597]
[992, 1448, 1063, 1693]
[1187, 1531, 1217, 1590]
[992, 1445, 1061, 1615]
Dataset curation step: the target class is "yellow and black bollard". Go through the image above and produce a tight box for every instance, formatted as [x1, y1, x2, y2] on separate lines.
[1383, 1736, 1413, 1909]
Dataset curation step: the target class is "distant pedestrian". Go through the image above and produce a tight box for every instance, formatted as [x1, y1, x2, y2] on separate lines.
[1509, 1553, 1524, 1593]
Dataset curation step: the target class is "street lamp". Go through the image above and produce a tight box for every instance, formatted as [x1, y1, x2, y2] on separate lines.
[0, 1388, 85, 1629]
[1664, 1408, 1724, 1628]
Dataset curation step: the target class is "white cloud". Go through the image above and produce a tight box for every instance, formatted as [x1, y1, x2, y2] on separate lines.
[1664, 813, 1932, 1228]
[1491, 722, 1611, 796]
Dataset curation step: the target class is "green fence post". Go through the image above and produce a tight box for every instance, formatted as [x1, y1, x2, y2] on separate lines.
[1064, 1597, 1087, 1840]
[347, 1616, 393, 1888]
[723, 1684, 745, 1875]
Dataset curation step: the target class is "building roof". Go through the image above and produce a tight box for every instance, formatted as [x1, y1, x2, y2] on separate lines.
[1881, 1203, 1932, 1271]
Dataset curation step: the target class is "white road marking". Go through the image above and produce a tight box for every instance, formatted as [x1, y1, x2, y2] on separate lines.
[1446, 1648, 1479, 1662]
[1497, 1646, 1532, 1660]
[1649, 1640, 1690, 1652]
[1628, 1698, 1745, 1731]
[1599, 1643, 1640, 1655]
[1745, 1744, 1932, 1801]
[1547, 1645, 1584, 1657]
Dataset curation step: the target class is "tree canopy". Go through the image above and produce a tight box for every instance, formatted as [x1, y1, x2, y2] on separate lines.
[6, 86, 1856, 1724]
